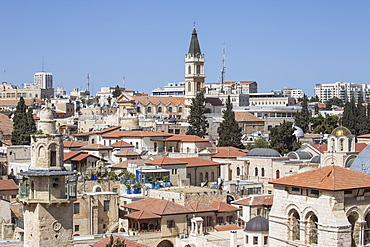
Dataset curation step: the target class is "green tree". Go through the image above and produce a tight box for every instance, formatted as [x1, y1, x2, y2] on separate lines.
[356, 97, 368, 135]
[341, 99, 357, 134]
[269, 121, 300, 155]
[106, 235, 126, 247]
[310, 114, 338, 134]
[325, 97, 344, 110]
[309, 95, 320, 102]
[294, 94, 310, 133]
[112, 85, 122, 99]
[246, 136, 270, 150]
[186, 89, 209, 138]
[11, 97, 37, 145]
[217, 96, 244, 148]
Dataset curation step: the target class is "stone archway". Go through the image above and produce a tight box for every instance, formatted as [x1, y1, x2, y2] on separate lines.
[157, 240, 174, 247]
[348, 211, 360, 247]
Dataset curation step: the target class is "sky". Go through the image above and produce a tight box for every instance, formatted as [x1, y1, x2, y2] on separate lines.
[1, 1, 370, 96]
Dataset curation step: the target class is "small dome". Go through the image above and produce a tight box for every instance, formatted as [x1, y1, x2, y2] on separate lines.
[40, 107, 54, 120]
[287, 151, 312, 160]
[293, 126, 304, 137]
[247, 148, 281, 158]
[310, 155, 321, 164]
[331, 126, 351, 137]
[244, 216, 269, 232]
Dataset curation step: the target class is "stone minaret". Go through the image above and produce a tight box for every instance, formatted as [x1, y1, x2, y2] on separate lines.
[184, 27, 206, 109]
[19, 107, 76, 247]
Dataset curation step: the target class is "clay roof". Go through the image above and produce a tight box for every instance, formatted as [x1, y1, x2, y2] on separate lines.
[232, 195, 273, 207]
[73, 126, 121, 137]
[133, 96, 184, 106]
[0, 179, 18, 191]
[0, 98, 41, 107]
[209, 201, 240, 212]
[125, 210, 162, 219]
[110, 140, 134, 148]
[63, 141, 84, 148]
[358, 134, 370, 138]
[111, 161, 129, 169]
[234, 111, 264, 122]
[214, 224, 242, 232]
[111, 159, 149, 169]
[124, 197, 191, 215]
[224, 81, 256, 85]
[0, 113, 13, 136]
[166, 133, 209, 142]
[176, 157, 222, 167]
[115, 149, 140, 157]
[211, 146, 248, 158]
[312, 143, 367, 154]
[269, 165, 370, 191]
[103, 131, 173, 138]
[63, 151, 82, 161]
[145, 156, 187, 166]
[91, 235, 147, 247]
[81, 144, 113, 150]
[185, 201, 217, 212]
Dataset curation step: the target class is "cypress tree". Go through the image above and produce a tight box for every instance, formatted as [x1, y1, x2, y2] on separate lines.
[342, 99, 357, 135]
[186, 89, 209, 138]
[217, 95, 244, 148]
[294, 94, 310, 133]
[11, 97, 36, 145]
[112, 85, 122, 99]
[269, 121, 300, 154]
[356, 97, 368, 135]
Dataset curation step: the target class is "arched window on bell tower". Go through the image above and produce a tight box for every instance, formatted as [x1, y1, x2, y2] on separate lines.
[188, 82, 191, 92]
[196, 65, 200, 74]
[188, 65, 191, 74]
[197, 82, 201, 91]
[50, 143, 57, 167]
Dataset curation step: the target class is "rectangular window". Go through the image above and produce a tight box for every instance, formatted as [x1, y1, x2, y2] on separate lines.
[253, 236, 258, 244]
[74, 203, 80, 214]
[216, 216, 224, 224]
[167, 220, 175, 228]
[113, 188, 118, 193]
[75, 225, 79, 231]
[104, 200, 109, 211]
[226, 215, 234, 223]
[205, 216, 213, 227]
[264, 236, 268, 245]
[175, 129, 180, 134]
[245, 235, 248, 244]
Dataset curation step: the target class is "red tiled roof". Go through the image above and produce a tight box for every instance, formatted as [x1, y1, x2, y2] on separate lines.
[103, 131, 173, 138]
[91, 235, 147, 247]
[124, 197, 191, 215]
[70, 153, 91, 162]
[0, 98, 41, 107]
[81, 144, 113, 150]
[115, 149, 140, 157]
[358, 134, 370, 138]
[132, 96, 184, 106]
[269, 165, 370, 191]
[224, 81, 256, 85]
[0, 113, 13, 136]
[209, 201, 240, 212]
[72, 126, 120, 137]
[166, 134, 209, 142]
[110, 140, 134, 148]
[212, 146, 248, 158]
[214, 224, 242, 232]
[63, 151, 82, 161]
[232, 195, 273, 207]
[63, 141, 84, 148]
[145, 157, 187, 166]
[234, 112, 264, 122]
[176, 157, 222, 167]
[0, 180, 18, 191]
[111, 161, 129, 169]
[125, 210, 162, 219]
[185, 201, 217, 212]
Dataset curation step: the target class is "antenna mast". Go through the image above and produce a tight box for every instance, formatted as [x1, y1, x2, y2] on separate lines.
[123, 75, 126, 89]
[87, 73, 90, 93]
[220, 39, 226, 94]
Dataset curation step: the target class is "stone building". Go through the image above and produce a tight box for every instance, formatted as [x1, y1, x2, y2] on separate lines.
[18, 107, 77, 247]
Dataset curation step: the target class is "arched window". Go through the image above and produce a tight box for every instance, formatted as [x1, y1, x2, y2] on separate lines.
[154, 142, 157, 152]
[306, 212, 318, 244]
[211, 172, 214, 181]
[178, 107, 182, 113]
[340, 139, 344, 151]
[205, 172, 209, 181]
[188, 82, 191, 92]
[158, 107, 162, 113]
[236, 167, 240, 176]
[276, 170, 280, 179]
[188, 65, 191, 74]
[196, 65, 200, 74]
[50, 144, 57, 167]
[199, 173, 203, 183]
[348, 211, 360, 246]
[261, 168, 265, 177]
[288, 209, 300, 241]
[255, 167, 258, 176]
[188, 173, 192, 184]
[197, 82, 201, 91]
[168, 107, 172, 113]
[147, 106, 152, 113]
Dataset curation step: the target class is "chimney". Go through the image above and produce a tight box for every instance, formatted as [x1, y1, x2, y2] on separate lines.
[230, 230, 237, 247]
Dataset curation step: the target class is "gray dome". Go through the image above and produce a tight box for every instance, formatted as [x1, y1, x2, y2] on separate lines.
[310, 155, 321, 164]
[293, 126, 304, 137]
[247, 148, 281, 158]
[287, 151, 312, 160]
[244, 216, 269, 232]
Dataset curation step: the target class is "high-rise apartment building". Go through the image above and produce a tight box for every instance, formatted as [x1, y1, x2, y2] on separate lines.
[34, 71, 53, 89]
[315, 82, 370, 103]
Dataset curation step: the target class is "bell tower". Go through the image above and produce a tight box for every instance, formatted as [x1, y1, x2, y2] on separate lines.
[19, 107, 77, 247]
[184, 27, 206, 107]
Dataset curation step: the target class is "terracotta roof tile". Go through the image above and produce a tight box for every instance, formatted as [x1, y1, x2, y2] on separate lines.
[234, 112, 264, 122]
[269, 165, 370, 190]
[63, 141, 84, 148]
[124, 197, 191, 215]
[103, 131, 173, 138]
[0, 113, 13, 136]
[212, 146, 248, 158]
[166, 134, 209, 142]
[145, 157, 187, 166]
[115, 149, 140, 157]
[185, 201, 217, 212]
[176, 157, 222, 167]
[209, 201, 240, 212]
[224, 81, 256, 85]
[91, 235, 147, 247]
[125, 210, 162, 219]
[214, 224, 242, 231]
[72, 126, 120, 137]
[81, 144, 113, 150]
[110, 140, 134, 148]
[358, 134, 370, 138]
[132, 96, 184, 106]
[0, 180, 18, 191]
[63, 151, 82, 161]
[232, 195, 273, 207]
